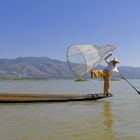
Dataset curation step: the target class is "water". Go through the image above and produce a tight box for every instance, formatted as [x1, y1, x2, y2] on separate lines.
[0, 79, 140, 140]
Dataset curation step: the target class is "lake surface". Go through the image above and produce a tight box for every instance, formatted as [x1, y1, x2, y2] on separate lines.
[0, 79, 140, 140]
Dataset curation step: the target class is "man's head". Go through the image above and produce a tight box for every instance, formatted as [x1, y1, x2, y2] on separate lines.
[112, 58, 120, 65]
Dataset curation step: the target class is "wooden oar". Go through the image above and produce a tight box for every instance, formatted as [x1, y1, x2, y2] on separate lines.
[119, 71, 140, 95]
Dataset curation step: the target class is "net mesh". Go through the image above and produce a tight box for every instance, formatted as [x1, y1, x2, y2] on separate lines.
[67, 44, 115, 76]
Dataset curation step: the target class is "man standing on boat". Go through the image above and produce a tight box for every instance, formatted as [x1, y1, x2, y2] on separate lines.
[90, 54, 121, 96]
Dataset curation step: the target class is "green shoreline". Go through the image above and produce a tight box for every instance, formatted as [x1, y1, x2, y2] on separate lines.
[0, 77, 48, 80]
[0, 77, 73, 80]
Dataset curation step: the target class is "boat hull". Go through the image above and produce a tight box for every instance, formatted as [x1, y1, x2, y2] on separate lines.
[0, 93, 113, 103]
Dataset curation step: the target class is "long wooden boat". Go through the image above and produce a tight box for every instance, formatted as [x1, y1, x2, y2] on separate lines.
[0, 93, 113, 103]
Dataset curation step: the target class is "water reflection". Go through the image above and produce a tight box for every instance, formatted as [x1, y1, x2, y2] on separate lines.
[103, 101, 113, 128]
[102, 101, 114, 139]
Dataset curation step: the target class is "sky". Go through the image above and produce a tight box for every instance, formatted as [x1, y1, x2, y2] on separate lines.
[0, 0, 140, 67]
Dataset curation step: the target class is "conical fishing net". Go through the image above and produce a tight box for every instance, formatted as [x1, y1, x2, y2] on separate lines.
[67, 44, 115, 76]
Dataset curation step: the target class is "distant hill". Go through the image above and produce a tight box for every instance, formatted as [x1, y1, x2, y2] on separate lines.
[118, 66, 140, 78]
[0, 57, 139, 79]
[0, 57, 73, 78]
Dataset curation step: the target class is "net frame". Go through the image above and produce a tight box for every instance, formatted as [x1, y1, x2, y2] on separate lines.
[67, 44, 116, 77]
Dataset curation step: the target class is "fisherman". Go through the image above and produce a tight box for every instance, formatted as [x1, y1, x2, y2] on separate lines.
[90, 54, 120, 96]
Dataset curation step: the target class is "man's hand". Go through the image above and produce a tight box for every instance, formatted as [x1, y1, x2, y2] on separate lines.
[105, 53, 112, 59]
[107, 53, 112, 57]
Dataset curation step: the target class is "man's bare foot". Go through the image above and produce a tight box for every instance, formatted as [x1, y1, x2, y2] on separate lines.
[104, 92, 109, 96]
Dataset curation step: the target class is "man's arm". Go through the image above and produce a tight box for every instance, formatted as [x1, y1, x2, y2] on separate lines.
[104, 53, 112, 64]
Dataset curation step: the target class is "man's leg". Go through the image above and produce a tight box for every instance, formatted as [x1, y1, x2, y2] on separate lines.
[103, 71, 111, 96]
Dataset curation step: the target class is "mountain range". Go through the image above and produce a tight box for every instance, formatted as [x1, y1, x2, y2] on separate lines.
[0, 57, 139, 79]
